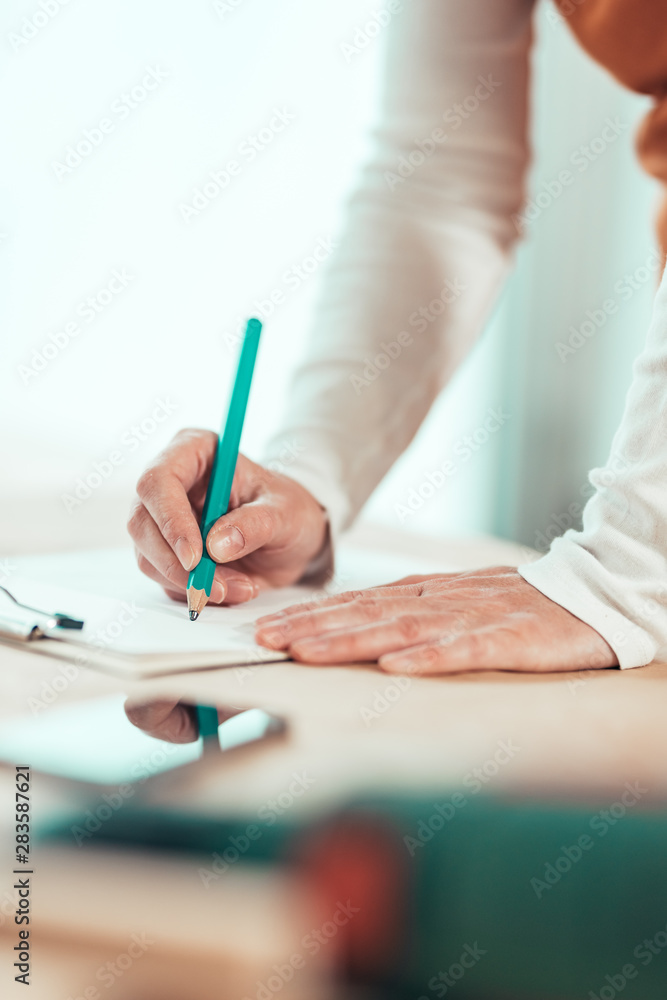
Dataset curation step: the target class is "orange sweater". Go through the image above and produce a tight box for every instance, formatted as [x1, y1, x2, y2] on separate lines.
[557, 0, 667, 256]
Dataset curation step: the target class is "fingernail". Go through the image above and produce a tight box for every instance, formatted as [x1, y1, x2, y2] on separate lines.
[211, 580, 226, 603]
[225, 579, 257, 603]
[174, 537, 196, 571]
[209, 527, 244, 562]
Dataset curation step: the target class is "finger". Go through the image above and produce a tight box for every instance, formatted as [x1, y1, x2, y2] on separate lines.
[124, 699, 199, 743]
[256, 583, 426, 625]
[164, 587, 187, 604]
[134, 548, 217, 601]
[289, 613, 464, 664]
[378, 627, 516, 675]
[130, 506, 192, 593]
[255, 596, 445, 650]
[206, 500, 278, 564]
[134, 544, 256, 606]
[134, 429, 217, 572]
[371, 573, 457, 588]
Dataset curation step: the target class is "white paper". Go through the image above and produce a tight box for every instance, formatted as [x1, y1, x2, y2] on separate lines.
[4, 539, 446, 672]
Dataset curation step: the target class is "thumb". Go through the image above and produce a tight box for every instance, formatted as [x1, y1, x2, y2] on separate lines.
[206, 501, 278, 563]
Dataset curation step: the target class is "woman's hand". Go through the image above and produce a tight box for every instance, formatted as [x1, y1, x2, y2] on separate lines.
[255, 566, 617, 675]
[127, 428, 328, 605]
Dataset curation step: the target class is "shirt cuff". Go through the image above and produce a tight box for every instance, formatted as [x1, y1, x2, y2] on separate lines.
[518, 536, 656, 670]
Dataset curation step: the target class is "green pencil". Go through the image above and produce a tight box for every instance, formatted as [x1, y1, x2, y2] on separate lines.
[187, 318, 262, 620]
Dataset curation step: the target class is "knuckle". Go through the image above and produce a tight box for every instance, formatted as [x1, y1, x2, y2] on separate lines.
[419, 644, 442, 670]
[277, 620, 296, 641]
[357, 598, 381, 620]
[126, 503, 145, 538]
[160, 553, 183, 585]
[396, 614, 421, 641]
[345, 590, 365, 603]
[254, 506, 276, 541]
[136, 469, 157, 502]
[451, 631, 488, 663]
[159, 513, 182, 545]
[136, 553, 153, 578]
[175, 426, 210, 442]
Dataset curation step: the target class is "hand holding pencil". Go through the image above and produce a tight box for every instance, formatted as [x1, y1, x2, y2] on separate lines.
[187, 317, 263, 620]
[127, 320, 328, 612]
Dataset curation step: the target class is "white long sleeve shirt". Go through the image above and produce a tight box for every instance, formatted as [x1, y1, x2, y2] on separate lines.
[263, 0, 667, 669]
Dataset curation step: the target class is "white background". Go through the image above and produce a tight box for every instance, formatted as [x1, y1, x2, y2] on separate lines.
[0, 0, 659, 548]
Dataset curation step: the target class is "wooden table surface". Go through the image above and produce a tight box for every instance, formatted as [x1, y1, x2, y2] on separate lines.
[2, 498, 666, 999]
[2, 512, 665, 814]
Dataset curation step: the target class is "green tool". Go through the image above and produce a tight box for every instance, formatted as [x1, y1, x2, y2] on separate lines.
[187, 318, 262, 620]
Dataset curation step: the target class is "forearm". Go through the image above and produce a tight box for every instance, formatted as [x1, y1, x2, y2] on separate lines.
[264, 0, 534, 537]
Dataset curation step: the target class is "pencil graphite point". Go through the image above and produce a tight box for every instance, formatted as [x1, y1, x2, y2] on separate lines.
[186, 585, 208, 621]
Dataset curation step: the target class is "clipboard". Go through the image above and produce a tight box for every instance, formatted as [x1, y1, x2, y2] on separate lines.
[0, 555, 291, 680]
[0, 584, 85, 641]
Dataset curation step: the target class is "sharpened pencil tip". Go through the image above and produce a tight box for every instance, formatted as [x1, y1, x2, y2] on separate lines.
[189, 610, 199, 621]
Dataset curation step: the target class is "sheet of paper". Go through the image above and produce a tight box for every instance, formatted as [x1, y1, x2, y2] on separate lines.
[5, 558, 310, 659]
[5, 538, 447, 665]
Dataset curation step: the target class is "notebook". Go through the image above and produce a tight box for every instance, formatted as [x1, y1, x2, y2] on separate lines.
[1, 539, 443, 679]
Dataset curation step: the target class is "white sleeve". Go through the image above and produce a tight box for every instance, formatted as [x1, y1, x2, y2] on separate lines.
[263, 0, 535, 538]
[519, 262, 667, 669]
